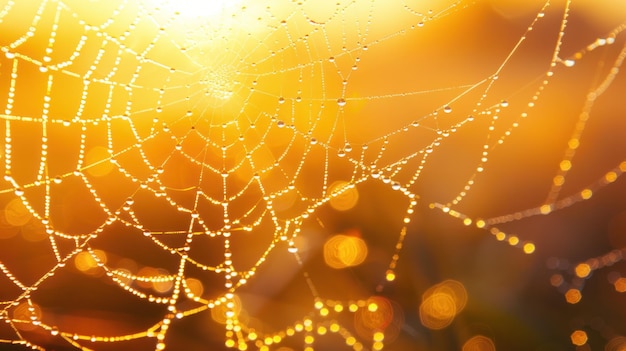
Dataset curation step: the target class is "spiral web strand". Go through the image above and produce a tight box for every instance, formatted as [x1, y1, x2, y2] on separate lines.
[0, 0, 625, 350]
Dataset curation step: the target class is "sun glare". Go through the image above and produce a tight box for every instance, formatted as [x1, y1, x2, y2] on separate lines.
[144, 0, 242, 20]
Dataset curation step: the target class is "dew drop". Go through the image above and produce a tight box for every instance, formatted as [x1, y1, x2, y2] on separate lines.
[337, 98, 346, 107]
[391, 182, 401, 190]
[564, 59, 575, 67]
[443, 106, 452, 113]
[277, 120, 285, 128]
[337, 149, 346, 157]
[328, 57, 335, 62]
[278, 97, 285, 104]
[50, 327, 59, 336]
[500, 100, 509, 107]
[310, 138, 318, 145]
[14, 188, 24, 196]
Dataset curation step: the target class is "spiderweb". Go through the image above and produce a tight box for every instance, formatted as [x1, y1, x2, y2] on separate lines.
[0, 0, 625, 350]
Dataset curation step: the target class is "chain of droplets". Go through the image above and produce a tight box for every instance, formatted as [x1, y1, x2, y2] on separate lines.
[484, 25, 626, 226]
[430, 2, 626, 254]
[537, 28, 626, 323]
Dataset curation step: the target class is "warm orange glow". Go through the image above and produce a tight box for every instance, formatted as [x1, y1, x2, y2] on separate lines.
[553, 175, 565, 186]
[581, 189, 593, 200]
[0, 211, 19, 239]
[211, 294, 243, 324]
[354, 296, 397, 341]
[185, 277, 204, 297]
[136, 267, 159, 289]
[615, 278, 626, 293]
[475, 219, 486, 228]
[606, 171, 618, 183]
[419, 280, 467, 330]
[151, 270, 175, 293]
[4, 198, 31, 226]
[560, 160, 572, 171]
[328, 181, 360, 211]
[575, 263, 591, 278]
[12, 302, 42, 331]
[540, 204, 552, 215]
[385, 270, 396, 282]
[522, 243, 535, 254]
[462, 335, 496, 351]
[373, 332, 384, 342]
[20, 221, 46, 242]
[419, 292, 456, 330]
[550, 274, 564, 287]
[606, 336, 626, 351]
[565, 289, 582, 304]
[74, 249, 107, 275]
[323, 234, 368, 269]
[423, 280, 468, 313]
[570, 330, 588, 346]
[85, 146, 114, 177]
